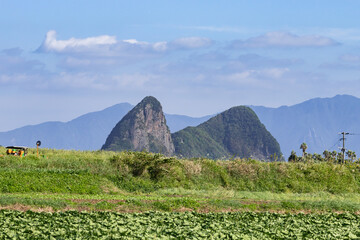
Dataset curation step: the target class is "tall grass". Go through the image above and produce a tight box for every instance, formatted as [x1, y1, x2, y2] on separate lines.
[1, 147, 360, 194]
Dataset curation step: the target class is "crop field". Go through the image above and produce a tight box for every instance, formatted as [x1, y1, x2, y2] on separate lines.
[1, 147, 360, 238]
[2, 211, 360, 239]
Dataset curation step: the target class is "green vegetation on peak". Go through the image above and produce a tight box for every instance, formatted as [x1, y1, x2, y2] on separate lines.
[132, 96, 163, 114]
[172, 106, 282, 160]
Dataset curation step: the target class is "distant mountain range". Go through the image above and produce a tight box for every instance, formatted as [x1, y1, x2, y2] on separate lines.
[0, 103, 133, 150]
[0, 102, 211, 151]
[251, 94, 360, 157]
[1, 94, 359, 158]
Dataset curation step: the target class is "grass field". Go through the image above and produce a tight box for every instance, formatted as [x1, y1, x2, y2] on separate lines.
[1, 147, 360, 238]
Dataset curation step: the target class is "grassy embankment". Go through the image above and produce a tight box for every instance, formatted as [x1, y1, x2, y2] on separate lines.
[1, 146, 360, 212]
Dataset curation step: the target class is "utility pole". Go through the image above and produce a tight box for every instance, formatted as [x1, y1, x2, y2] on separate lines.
[339, 132, 349, 164]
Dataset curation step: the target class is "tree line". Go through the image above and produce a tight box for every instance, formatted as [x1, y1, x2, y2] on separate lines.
[288, 142, 357, 163]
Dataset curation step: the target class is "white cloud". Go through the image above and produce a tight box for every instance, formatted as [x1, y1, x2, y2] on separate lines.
[181, 25, 252, 34]
[0, 50, 44, 73]
[39, 30, 117, 52]
[59, 57, 120, 70]
[0, 74, 13, 84]
[54, 72, 110, 90]
[50, 72, 157, 91]
[38, 31, 166, 55]
[317, 28, 360, 42]
[1, 47, 23, 56]
[225, 71, 255, 84]
[122, 39, 142, 45]
[320, 54, 360, 70]
[153, 42, 168, 51]
[220, 54, 302, 73]
[170, 37, 212, 49]
[122, 39, 168, 52]
[36, 31, 215, 73]
[231, 32, 339, 48]
[340, 54, 360, 63]
[224, 68, 289, 85]
[38, 31, 210, 56]
[112, 74, 154, 88]
[0, 73, 47, 88]
[261, 68, 290, 78]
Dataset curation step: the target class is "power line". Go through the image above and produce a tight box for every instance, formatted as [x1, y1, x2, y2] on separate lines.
[327, 139, 340, 151]
[348, 133, 360, 136]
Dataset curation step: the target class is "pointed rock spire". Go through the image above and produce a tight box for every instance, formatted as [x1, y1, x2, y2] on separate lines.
[102, 96, 175, 155]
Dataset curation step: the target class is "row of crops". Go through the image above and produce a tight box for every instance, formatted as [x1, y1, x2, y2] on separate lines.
[1, 210, 360, 239]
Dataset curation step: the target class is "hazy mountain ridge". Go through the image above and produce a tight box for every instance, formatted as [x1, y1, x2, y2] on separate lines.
[250, 94, 360, 157]
[0, 103, 134, 150]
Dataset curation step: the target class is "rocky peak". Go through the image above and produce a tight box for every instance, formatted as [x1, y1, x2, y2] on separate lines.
[172, 106, 282, 160]
[102, 96, 175, 155]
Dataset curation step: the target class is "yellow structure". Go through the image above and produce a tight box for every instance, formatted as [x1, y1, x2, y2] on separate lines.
[5, 146, 28, 157]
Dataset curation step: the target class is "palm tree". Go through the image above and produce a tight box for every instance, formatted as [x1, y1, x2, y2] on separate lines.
[326, 151, 337, 163]
[288, 150, 298, 162]
[300, 142, 307, 157]
[346, 150, 357, 162]
[323, 150, 330, 161]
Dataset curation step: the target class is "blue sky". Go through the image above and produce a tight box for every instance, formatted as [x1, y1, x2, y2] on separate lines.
[1, 0, 360, 131]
